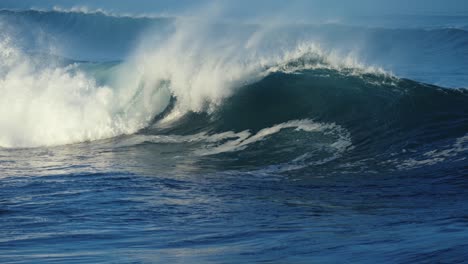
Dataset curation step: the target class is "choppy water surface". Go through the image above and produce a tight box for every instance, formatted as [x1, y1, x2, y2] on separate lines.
[1, 9, 468, 263]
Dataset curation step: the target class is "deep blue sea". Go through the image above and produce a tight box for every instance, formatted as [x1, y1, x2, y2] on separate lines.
[1, 9, 468, 263]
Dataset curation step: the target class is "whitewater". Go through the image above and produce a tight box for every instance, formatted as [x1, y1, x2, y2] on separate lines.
[1, 8, 468, 264]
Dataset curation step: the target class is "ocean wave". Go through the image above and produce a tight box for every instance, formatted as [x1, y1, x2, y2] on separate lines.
[0, 10, 467, 157]
[0, 32, 381, 148]
[0, 6, 174, 20]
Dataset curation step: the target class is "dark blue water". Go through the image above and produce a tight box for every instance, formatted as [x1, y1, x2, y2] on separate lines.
[2, 142, 467, 263]
[1, 9, 468, 263]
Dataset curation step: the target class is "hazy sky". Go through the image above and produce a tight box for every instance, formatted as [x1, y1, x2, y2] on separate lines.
[2, 0, 468, 18]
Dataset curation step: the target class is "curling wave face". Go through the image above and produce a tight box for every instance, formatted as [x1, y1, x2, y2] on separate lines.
[0, 9, 467, 175]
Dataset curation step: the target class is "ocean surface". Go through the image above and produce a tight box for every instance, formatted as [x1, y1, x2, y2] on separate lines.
[1, 9, 468, 263]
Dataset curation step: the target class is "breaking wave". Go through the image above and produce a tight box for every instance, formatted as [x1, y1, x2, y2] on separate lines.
[0, 8, 466, 174]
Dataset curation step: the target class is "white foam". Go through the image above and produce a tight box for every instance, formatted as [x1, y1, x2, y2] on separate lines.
[396, 134, 468, 170]
[0, 37, 170, 148]
[49, 6, 175, 20]
[196, 119, 351, 156]
[114, 120, 352, 171]
[127, 16, 391, 119]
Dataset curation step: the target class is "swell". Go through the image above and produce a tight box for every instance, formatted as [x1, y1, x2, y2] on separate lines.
[0, 9, 173, 61]
[2, 9, 468, 63]
[0, 9, 172, 32]
[146, 69, 468, 172]
[2, 9, 468, 31]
